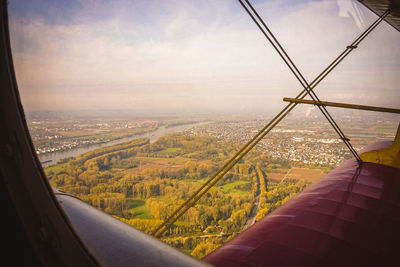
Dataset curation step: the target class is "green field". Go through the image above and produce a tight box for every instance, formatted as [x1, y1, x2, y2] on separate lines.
[217, 181, 250, 195]
[127, 198, 152, 219]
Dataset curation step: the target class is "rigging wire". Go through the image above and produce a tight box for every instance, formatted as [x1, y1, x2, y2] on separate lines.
[152, 5, 389, 238]
[242, 0, 367, 162]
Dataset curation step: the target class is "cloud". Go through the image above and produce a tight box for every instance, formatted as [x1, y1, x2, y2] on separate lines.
[8, 0, 400, 112]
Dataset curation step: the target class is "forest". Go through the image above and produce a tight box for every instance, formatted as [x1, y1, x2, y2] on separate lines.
[46, 134, 312, 258]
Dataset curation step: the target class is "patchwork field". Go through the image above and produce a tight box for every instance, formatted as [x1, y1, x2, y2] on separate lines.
[266, 167, 326, 183]
[284, 167, 325, 182]
[46, 134, 320, 258]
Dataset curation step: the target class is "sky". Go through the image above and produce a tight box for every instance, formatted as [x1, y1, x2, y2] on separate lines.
[8, 0, 400, 115]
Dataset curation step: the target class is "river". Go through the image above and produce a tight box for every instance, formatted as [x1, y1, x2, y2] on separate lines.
[38, 122, 209, 167]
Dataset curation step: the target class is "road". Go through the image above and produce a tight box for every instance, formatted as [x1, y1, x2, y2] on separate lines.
[243, 169, 262, 230]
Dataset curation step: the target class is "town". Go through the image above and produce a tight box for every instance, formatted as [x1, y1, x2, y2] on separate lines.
[27, 111, 398, 167]
[184, 114, 397, 167]
[28, 118, 159, 155]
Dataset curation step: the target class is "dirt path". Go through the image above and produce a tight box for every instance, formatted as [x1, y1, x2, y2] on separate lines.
[243, 170, 262, 230]
[279, 168, 292, 184]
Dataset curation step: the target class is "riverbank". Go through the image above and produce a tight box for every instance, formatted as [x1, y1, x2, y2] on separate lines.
[39, 122, 209, 167]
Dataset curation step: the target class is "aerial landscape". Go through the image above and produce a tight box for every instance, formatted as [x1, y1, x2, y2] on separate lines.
[8, 0, 400, 262]
[26, 111, 398, 258]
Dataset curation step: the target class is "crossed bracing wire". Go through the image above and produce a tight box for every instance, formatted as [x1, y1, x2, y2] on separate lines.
[152, 2, 390, 238]
[241, 0, 363, 162]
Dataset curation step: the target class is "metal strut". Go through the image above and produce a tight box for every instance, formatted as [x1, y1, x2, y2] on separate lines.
[241, 0, 367, 163]
[151, 3, 389, 238]
[283, 98, 400, 114]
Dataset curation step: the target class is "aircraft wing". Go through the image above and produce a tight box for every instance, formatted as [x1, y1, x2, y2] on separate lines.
[203, 140, 400, 266]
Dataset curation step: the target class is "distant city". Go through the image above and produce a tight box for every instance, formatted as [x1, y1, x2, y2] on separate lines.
[26, 110, 398, 168]
[29, 119, 158, 154]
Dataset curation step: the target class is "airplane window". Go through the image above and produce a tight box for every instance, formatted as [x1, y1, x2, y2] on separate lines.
[7, 0, 400, 259]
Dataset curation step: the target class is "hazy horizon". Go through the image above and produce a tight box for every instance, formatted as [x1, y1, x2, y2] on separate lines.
[8, 0, 400, 115]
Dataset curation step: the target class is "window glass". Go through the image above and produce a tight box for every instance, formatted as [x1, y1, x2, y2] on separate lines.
[8, 0, 400, 258]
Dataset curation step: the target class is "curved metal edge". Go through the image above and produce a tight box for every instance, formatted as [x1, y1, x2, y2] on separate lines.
[54, 191, 209, 267]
